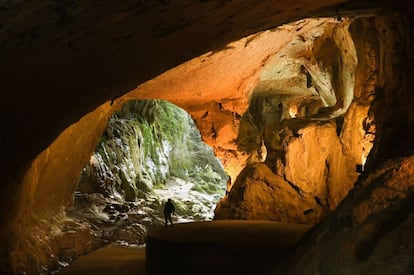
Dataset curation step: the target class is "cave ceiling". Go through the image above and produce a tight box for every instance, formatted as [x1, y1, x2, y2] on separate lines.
[0, 0, 410, 188]
[251, 18, 357, 120]
[118, 16, 358, 181]
[0, 0, 408, 184]
[1, 0, 413, 274]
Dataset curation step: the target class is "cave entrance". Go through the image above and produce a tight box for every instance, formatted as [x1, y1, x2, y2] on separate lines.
[67, 99, 228, 245]
[10, 14, 383, 275]
[66, 16, 378, 239]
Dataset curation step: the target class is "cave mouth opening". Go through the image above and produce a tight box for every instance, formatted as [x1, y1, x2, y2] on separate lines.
[64, 13, 376, 252]
[67, 99, 228, 247]
[9, 14, 383, 275]
[65, 14, 375, 248]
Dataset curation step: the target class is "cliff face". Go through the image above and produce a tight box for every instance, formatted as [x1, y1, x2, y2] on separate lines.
[279, 12, 414, 274]
[79, 99, 226, 201]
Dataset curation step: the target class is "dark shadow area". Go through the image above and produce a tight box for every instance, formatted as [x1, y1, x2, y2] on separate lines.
[146, 220, 311, 275]
[59, 244, 146, 275]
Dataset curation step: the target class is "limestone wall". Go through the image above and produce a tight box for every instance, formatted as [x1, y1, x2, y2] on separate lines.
[280, 11, 414, 274]
[1, 102, 116, 273]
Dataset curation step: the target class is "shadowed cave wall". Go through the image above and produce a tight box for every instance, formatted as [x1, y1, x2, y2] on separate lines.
[278, 11, 414, 275]
[1, 0, 413, 274]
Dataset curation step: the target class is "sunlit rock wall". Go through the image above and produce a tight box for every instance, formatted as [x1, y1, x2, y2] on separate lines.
[214, 163, 324, 224]
[279, 12, 414, 274]
[0, 102, 117, 273]
[284, 122, 358, 210]
[79, 99, 227, 201]
[125, 18, 331, 182]
[215, 18, 370, 224]
[215, 120, 361, 224]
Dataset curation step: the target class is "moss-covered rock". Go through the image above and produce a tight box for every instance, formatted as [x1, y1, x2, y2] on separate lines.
[79, 100, 227, 221]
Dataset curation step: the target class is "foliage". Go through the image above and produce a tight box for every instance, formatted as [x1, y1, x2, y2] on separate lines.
[80, 99, 227, 204]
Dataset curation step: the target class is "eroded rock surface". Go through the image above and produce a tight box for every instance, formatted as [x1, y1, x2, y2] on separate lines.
[276, 11, 414, 274]
[215, 163, 323, 224]
[280, 155, 414, 274]
[215, 17, 370, 223]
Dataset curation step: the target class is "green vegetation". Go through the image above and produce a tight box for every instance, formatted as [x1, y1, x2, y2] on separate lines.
[79, 99, 227, 203]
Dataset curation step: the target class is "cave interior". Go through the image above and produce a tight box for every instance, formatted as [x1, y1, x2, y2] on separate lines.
[1, 0, 414, 274]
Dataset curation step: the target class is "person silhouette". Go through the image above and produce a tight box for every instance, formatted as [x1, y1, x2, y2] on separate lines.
[163, 198, 175, 226]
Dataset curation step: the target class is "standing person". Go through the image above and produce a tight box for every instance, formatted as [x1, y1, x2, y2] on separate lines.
[163, 198, 175, 226]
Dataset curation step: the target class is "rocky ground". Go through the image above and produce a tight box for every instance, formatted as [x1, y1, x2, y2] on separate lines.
[61, 176, 224, 269]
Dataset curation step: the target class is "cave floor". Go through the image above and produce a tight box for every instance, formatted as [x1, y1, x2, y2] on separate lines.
[58, 244, 146, 275]
[59, 220, 311, 275]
